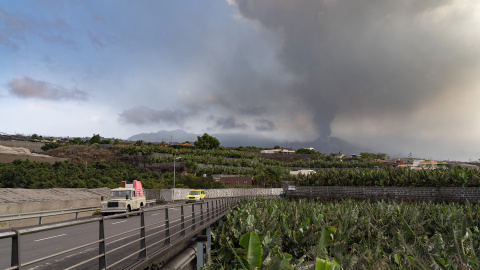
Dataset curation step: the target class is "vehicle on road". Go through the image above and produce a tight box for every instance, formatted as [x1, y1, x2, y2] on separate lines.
[101, 180, 146, 216]
[185, 189, 206, 203]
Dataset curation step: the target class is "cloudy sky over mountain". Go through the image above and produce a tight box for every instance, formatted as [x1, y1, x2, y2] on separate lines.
[1, 0, 480, 161]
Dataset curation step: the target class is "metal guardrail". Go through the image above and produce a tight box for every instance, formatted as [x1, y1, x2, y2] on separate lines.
[0, 197, 245, 270]
[0, 200, 157, 225]
[0, 207, 99, 225]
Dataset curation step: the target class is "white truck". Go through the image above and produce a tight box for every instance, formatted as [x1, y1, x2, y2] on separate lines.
[100, 180, 146, 216]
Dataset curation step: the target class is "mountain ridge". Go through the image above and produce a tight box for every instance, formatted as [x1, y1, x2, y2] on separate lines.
[128, 129, 369, 155]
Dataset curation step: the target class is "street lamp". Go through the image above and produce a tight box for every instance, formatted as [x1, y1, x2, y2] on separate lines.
[173, 156, 182, 201]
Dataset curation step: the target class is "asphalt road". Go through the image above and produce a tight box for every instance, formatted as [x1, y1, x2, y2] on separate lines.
[0, 200, 222, 270]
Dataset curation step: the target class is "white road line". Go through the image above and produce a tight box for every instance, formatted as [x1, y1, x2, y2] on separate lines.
[34, 234, 67, 242]
[111, 220, 127, 225]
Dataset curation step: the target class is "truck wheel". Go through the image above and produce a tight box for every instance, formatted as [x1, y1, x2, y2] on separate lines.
[126, 205, 131, 218]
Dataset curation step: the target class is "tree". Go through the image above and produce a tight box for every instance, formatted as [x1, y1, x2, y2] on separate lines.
[68, 137, 85, 145]
[31, 134, 39, 140]
[185, 160, 199, 175]
[194, 133, 220, 150]
[295, 148, 316, 154]
[100, 139, 111, 144]
[89, 134, 101, 144]
[41, 142, 61, 151]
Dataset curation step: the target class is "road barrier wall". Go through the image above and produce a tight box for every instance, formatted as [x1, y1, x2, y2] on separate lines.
[144, 188, 283, 202]
[0, 199, 103, 229]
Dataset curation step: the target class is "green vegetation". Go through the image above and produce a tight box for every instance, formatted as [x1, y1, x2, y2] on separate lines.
[194, 133, 220, 149]
[288, 167, 480, 187]
[210, 198, 480, 269]
[295, 148, 317, 154]
[41, 142, 62, 151]
[0, 160, 225, 189]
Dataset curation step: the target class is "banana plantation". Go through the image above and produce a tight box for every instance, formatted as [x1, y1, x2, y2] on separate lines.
[287, 167, 480, 187]
[208, 198, 479, 269]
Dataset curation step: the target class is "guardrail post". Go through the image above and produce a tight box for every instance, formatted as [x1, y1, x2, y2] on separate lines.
[180, 205, 185, 237]
[200, 202, 204, 226]
[139, 210, 147, 259]
[191, 204, 196, 231]
[75, 212, 79, 219]
[207, 201, 211, 222]
[215, 200, 218, 218]
[99, 217, 107, 269]
[11, 229, 21, 269]
[39, 216, 42, 225]
[164, 208, 170, 245]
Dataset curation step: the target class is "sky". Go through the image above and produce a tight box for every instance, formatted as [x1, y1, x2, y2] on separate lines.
[1, 0, 480, 161]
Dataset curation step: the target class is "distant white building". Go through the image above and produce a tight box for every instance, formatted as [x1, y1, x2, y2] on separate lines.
[261, 149, 295, 154]
[290, 169, 316, 176]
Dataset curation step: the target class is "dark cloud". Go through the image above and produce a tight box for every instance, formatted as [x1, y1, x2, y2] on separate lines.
[119, 106, 187, 125]
[230, 0, 479, 139]
[214, 116, 248, 130]
[255, 119, 275, 131]
[181, 92, 231, 113]
[8, 76, 88, 101]
[238, 105, 267, 115]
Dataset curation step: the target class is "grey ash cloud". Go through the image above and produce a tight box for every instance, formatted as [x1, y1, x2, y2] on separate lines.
[238, 105, 267, 116]
[255, 119, 275, 131]
[119, 106, 187, 125]
[214, 116, 248, 130]
[8, 76, 88, 101]
[229, 0, 480, 140]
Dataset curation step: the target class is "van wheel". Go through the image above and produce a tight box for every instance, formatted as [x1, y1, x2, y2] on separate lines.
[126, 205, 131, 217]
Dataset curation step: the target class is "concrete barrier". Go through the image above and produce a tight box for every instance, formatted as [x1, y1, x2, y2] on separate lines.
[0, 198, 103, 229]
[144, 188, 283, 202]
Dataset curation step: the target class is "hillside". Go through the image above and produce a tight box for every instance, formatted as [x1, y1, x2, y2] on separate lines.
[44, 145, 122, 163]
[128, 129, 369, 155]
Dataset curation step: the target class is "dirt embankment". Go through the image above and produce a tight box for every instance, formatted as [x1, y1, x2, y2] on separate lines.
[44, 145, 122, 163]
[0, 145, 68, 163]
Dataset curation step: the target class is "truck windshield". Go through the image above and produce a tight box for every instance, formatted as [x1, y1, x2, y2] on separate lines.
[110, 191, 131, 197]
[189, 191, 201, 195]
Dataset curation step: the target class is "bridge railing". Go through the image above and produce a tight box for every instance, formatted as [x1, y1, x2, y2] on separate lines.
[0, 197, 248, 270]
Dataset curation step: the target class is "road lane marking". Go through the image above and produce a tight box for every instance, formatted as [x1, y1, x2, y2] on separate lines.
[151, 213, 160, 216]
[111, 220, 127, 225]
[34, 234, 67, 242]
